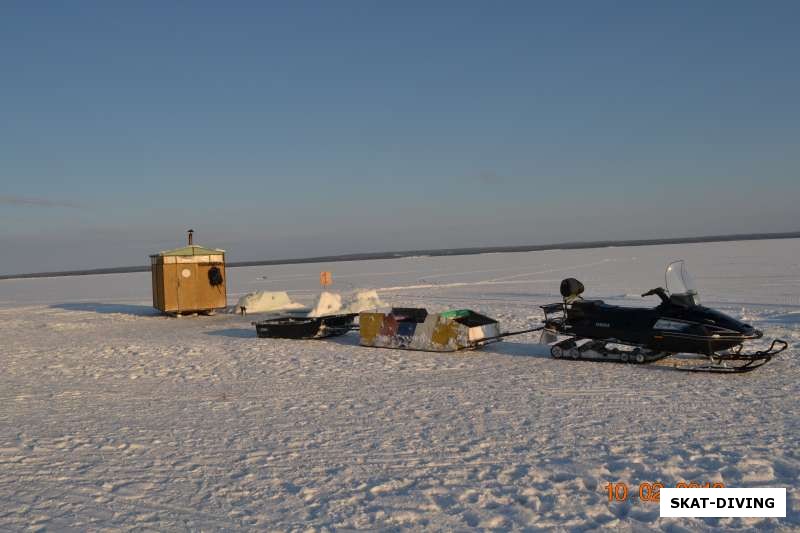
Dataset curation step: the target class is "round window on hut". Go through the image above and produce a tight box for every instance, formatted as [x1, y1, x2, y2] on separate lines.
[181, 268, 192, 278]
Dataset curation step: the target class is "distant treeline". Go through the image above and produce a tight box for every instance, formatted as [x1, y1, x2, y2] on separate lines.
[2, 231, 799, 281]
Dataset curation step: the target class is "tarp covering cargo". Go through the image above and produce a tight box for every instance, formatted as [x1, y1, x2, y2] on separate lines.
[359, 308, 501, 352]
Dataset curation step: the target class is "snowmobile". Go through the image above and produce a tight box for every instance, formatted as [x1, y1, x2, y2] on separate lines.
[541, 261, 787, 373]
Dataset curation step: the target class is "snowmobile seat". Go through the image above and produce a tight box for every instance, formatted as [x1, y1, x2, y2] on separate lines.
[567, 299, 598, 319]
[568, 300, 628, 320]
[570, 299, 608, 309]
[570, 300, 658, 331]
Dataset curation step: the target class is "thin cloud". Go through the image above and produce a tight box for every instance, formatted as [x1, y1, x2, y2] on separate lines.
[475, 171, 517, 185]
[0, 195, 82, 208]
[477, 171, 504, 185]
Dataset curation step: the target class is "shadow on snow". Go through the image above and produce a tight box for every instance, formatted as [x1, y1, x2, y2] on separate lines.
[51, 302, 160, 317]
[206, 328, 256, 339]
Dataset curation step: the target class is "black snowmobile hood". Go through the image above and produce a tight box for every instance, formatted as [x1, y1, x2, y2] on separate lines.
[661, 304, 759, 336]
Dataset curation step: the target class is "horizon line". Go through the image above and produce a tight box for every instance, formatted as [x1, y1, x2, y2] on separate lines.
[1, 230, 799, 281]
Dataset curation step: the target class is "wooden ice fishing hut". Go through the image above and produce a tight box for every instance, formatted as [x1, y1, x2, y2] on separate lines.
[150, 230, 227, 315]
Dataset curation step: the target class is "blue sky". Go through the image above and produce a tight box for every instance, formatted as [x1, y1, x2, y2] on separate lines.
[1, 1, 798, 274]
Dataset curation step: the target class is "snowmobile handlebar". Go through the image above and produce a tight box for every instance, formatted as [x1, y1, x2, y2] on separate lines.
[641, 287, 669, 303]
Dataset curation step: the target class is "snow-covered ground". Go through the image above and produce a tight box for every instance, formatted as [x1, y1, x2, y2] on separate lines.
[1, 239, 798, 531]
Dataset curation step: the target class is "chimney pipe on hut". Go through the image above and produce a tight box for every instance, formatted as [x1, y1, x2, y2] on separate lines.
[188, 229, 194, 246]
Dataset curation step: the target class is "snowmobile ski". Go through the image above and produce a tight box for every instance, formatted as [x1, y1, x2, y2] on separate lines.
[663, 339, 788, 373]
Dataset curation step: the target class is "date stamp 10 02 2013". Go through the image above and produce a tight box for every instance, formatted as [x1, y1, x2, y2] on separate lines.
[606, 481, 725, 503]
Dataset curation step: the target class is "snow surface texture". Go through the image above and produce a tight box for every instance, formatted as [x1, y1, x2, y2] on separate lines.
[232, 291, 306, 314]
[309, 290, 384, 317]
[0, 239, 798, 531]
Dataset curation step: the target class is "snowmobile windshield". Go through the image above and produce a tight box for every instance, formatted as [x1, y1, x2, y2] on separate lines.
[665, 260, 700, 306]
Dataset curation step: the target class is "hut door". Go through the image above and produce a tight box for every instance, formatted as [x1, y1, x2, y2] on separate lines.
[177, 263, 199, 311]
